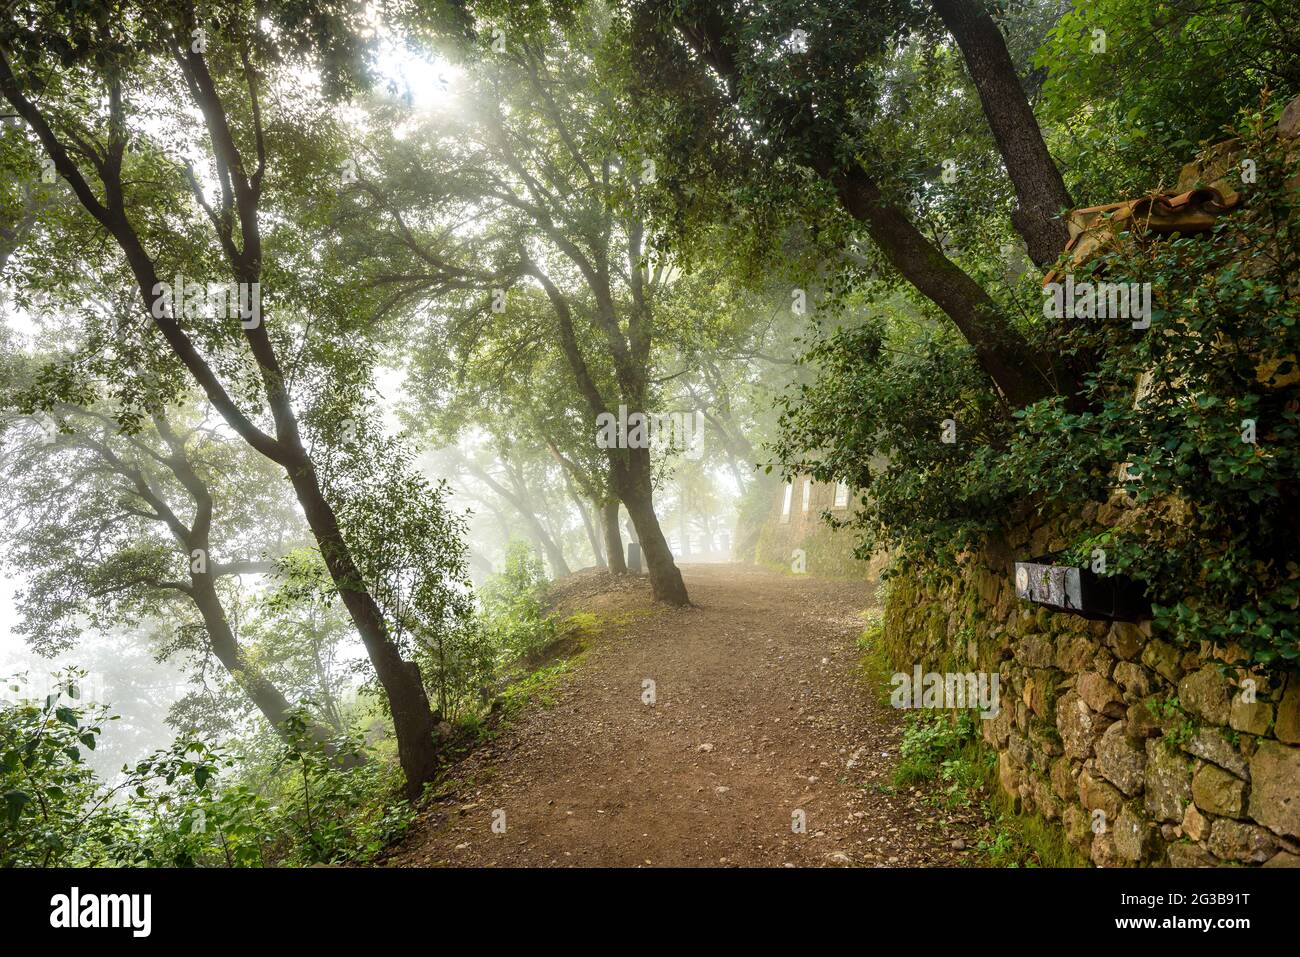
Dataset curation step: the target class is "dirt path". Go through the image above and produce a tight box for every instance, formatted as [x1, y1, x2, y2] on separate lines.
[387, 563, 970, 867]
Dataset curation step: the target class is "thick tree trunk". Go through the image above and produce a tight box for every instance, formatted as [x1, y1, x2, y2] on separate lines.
[603, 499, 628, 574]
[614, 449, 689, 605]
[931, 0, 1072, 267]
[623, 491, 688, 605]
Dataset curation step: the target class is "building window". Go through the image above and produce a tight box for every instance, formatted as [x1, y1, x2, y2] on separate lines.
[834, 481, 849, 508]
[781, 482, 793, 524]
[801, 478, 812, 513]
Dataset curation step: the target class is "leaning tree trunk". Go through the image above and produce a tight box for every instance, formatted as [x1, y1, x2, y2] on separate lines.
[614, 448, 689, 605]
[0, 48, 440, 799]
[284, 459, 441, 796]
[532, 520, 572, 578]
[583, 501, 607, 568]
[678, 479, 691, 559]
[189, 576, 353, 761]
[559, 465, 605, 568]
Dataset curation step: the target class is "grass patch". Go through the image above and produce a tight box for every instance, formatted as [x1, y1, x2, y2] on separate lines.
[894, 712, 988, 807]
[856, 610, 896, 706]
[499, 658, 578, 717]
[889, 709, 1085, 867]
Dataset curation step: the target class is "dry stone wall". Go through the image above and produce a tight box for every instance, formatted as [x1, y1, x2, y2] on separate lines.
[880, 513, 1300, 868]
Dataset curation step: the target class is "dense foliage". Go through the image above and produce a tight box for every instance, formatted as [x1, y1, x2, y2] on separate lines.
[776, 110, 1300, 666]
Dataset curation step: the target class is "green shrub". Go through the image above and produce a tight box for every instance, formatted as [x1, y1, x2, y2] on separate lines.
[1, 672, 414, 867]
[478, 540, 558, 663]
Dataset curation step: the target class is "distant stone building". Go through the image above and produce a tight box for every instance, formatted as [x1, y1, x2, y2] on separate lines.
[753, 475, 879, 579]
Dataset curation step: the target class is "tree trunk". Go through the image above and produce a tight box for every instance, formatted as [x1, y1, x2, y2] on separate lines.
[603, 499, 627, 574]
[580, 500, 606, 568]
[528, 521, 572, 578]
[931, 0, 1072, 267]
[533, 519, 572, 577]
[467, 460, 572, 577]
[623, 490, 689, 605]
[832, 169, 1054, 407]
[664, 13, 1060, 407]
[561, 470, 605, 568]
[284, 460, 440, 797]
[614, 449, 689, 605]
[678, 481, 691, 558]
[188, 579, 334, 741]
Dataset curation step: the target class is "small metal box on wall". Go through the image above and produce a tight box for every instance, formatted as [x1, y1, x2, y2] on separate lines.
[1014, 560, 1150, 622]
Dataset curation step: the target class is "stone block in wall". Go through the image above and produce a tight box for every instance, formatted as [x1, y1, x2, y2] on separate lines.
[1144, 739, 1192, 822]
[1276, 676, 1300, 744]
[1018, 780, 1035, 813]
[1113, 661, 1151, 701]
[1078, 671, 1126, 717]
[1208, 818, 1277, 863]
[982, 699, 1014, 749]
[1166, 842, 1218, 867]
[1182, 803, 1211, 842]
[1051, 756, 1077, 803]
[1263, 851, 1300, 867]
[1016, 633, 1056, 669]
[1063, 803, 1093, 853]
[1181, 727, 1250, 780]
[1114, 805, 1153, 862]
[1019, 675, 1038, 717]
[1238, 733, 1259, 760]
[1192, 763, 1248, 818]
[1091, 647, 1117, 680]
[998, 750, 1022, 804]
[1078, 766, 1124, 820]
[1032, 776, 1061, 821]
[1055, 633, 1098, 673]
[1091, 830, 1128, 868]
[1029, 721, 1063, 759]
[1058, 690, 1111, 759]
[1229, 695, 1273, 736]
[1007, 731, 1032, 769]
[1178, 666, 1233, 725]
[1095, 721, 1146, 796]
[1126, 699, 1164, 739]
[1140, 638, 1183, 685]
[1248, 739, 1300, 839]
[1106, 621, 1146, 661]
[1023, 670, 1059, 719]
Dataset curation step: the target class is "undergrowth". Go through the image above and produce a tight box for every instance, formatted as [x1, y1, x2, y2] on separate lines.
[859, 618, 1084, 868]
